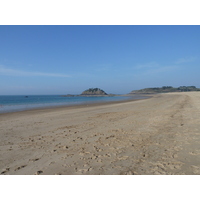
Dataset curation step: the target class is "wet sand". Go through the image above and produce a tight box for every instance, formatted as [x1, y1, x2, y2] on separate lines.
[1, 92, 200, 175]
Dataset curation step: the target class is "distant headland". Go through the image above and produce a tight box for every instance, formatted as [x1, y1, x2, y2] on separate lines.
[130, 86, 200, 94]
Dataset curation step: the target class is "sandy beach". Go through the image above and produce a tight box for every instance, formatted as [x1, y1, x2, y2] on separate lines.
[1, 92, 200, 175]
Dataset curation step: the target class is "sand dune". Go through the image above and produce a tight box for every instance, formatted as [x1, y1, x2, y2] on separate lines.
[1, 92, 200, 175]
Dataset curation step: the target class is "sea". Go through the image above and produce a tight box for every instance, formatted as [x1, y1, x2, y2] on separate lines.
[0, 95, 146, 113]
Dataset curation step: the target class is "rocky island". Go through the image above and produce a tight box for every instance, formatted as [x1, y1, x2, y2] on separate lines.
[62, 88, 109, 97]
[81, 88, 108, 96]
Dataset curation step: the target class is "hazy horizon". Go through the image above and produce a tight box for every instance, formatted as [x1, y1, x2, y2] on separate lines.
[1, 26, 200, 95]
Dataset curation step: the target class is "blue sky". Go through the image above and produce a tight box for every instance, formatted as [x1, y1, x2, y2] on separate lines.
[0, 25, 200, 95]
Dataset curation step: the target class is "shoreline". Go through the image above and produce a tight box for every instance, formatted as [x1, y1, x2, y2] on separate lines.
[0, 95, 151, 116]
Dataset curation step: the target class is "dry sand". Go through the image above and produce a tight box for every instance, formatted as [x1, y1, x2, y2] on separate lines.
[1, 92, 200, 175]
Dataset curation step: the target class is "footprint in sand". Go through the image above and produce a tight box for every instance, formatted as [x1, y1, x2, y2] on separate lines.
[123, 171, 135, 175]
[35, 170, 43, 175]
[167, 162, 182, 170]
[29, 158, 40, 162]
[14, 165, 27, 171]
[191, 165, 200, 174]
[1, 168, 10, 175]
[189, 150, 200, 155]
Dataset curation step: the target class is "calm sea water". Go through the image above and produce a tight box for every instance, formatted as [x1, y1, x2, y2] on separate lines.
[0, 95, 145, 113]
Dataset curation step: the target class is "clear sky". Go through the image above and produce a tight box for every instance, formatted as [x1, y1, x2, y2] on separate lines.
[0, 25, 200, 95]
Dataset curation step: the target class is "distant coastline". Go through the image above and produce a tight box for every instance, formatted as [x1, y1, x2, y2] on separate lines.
[61, 86, 200, 98]
[129, 86, 200, 94]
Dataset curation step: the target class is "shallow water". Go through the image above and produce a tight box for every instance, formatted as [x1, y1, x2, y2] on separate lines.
[0, 95, 145, 113]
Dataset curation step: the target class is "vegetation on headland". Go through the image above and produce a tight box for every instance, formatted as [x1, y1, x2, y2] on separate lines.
[81, 88, 108, 95]
[130, 86, 200, 94]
